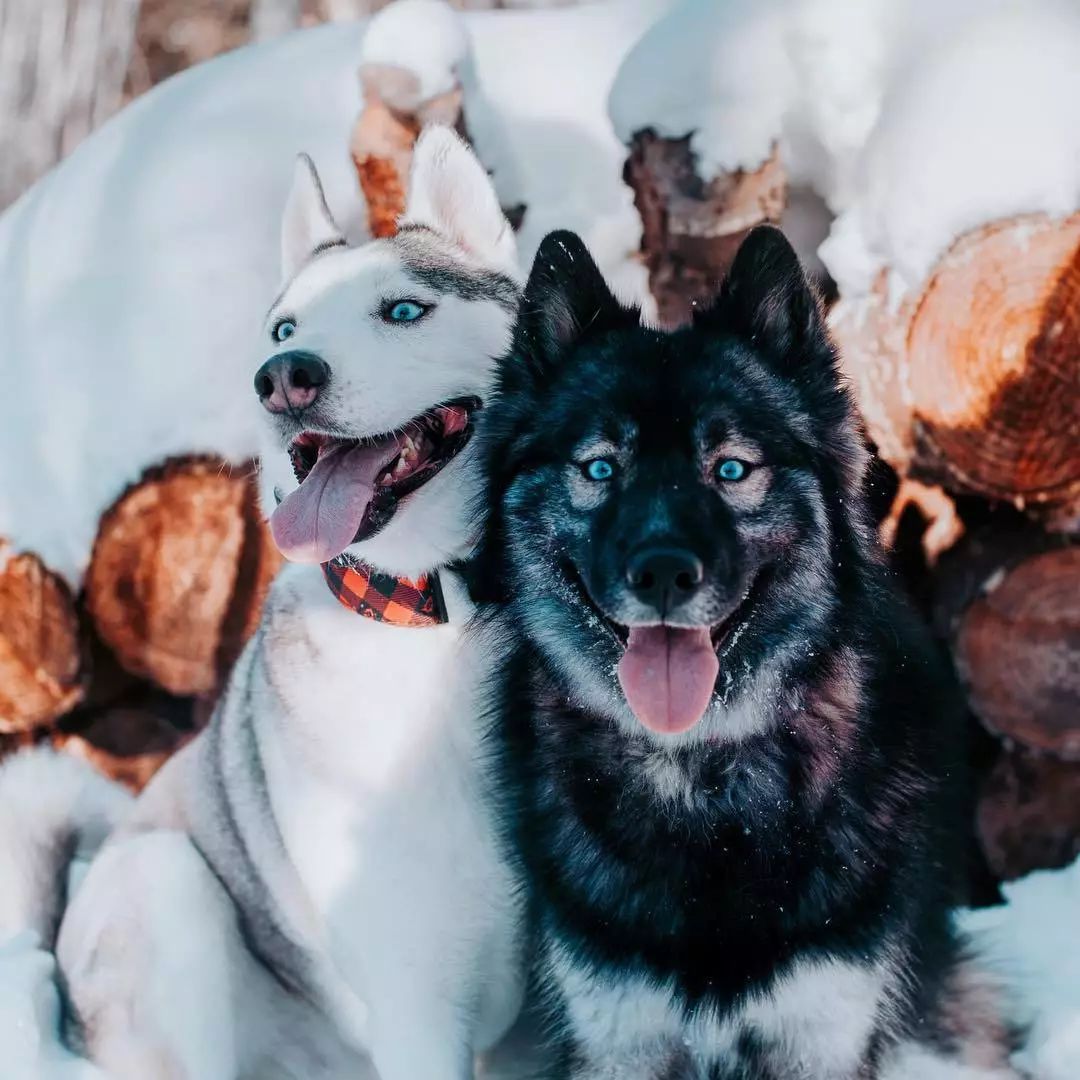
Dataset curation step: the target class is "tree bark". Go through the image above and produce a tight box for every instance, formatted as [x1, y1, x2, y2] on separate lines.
[351, 63, 466, 238]
[0, 0, 140, 207]
[623, 130, 787, 329]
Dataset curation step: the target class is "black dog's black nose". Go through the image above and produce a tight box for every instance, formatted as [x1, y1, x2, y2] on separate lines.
[254, 350, 330, 414]
[626, 545, 705, 614]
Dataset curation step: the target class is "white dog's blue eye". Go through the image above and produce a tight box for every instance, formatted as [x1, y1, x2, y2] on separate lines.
[584, 458, 615, 481]
[386, 300, 427, 323]
[717, 459, 747, 482]
[272, 319, 296, 343]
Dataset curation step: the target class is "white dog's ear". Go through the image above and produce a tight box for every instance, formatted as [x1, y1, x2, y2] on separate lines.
[401, 126, 517, 274]
[281, 154, 343, 281]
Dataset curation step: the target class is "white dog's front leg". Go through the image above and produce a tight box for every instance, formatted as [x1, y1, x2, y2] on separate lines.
[368, 1004, 474, 1080]
[57, 830, 246, 1080]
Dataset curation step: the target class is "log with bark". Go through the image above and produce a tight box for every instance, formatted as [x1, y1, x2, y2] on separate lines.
[350, 50, 467, 237]
[623, 131, 787, 328]
[935, 525, 1079, 759]
[831, 212, 1080, 531]
[84, 457, 281, 698]
[978, 746, 1080, 882]
[0, 545, 83, 733]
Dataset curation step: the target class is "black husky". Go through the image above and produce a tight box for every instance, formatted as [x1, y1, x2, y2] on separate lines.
[475, 228, 1014, 1078]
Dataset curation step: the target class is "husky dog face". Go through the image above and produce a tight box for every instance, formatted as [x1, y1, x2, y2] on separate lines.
[481, 227, 869, 743]
[256, 127, 519, 577]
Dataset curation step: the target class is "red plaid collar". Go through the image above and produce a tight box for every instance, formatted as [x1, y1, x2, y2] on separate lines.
[322, 556, 448, 628]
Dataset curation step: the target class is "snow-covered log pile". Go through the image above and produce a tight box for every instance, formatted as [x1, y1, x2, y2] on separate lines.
[0, 0, 1075, 883]
[0, 0, 657, 780]
[609, 0, 1080, 881]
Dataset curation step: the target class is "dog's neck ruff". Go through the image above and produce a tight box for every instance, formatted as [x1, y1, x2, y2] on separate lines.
[322, 556, 448, 628]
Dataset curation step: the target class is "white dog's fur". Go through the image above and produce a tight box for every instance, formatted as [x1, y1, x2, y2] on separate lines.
[0, 128, 525, 1079]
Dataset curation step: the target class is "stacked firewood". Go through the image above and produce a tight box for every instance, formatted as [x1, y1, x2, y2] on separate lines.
[623, 137, 1079, 886]
[0, 459, 281, 784]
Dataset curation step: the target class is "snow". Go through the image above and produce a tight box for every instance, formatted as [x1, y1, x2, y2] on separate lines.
[4, 858, 1079, 1077]
[609, 0, 791, 177]
[463, 0, 669, 305]
[359, 0, 469, 103]
[961, 859, 1080, 1080]
[609, 0, 1080, 302]
[0, 2, 667, 585]
[0, 932, 105, 1080]
[821, 0, 1080, 302]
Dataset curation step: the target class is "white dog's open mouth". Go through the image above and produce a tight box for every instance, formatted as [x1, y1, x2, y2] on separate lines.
[269, 397, 479, 564]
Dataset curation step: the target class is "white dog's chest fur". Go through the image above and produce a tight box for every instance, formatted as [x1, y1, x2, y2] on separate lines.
[243, 565, 521, 1042]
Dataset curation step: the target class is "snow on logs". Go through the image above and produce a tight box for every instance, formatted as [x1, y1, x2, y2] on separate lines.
[622, 133, 786, 328]
[351, 0, 471, 237]
[609, 1, 790, 328]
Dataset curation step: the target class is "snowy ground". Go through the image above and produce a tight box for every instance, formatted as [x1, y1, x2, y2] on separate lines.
[3, 857, 1079, 1078]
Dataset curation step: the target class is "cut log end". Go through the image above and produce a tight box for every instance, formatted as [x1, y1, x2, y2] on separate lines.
[908, 213, 1080, 509]
[84, 457, 280, 698]
[0, 545, 83, 733]
[978, 747, 1080, 882]
[939, 533, 1080, 759]
[624, 130, 787, 328]
[834, 213, 1080, 525]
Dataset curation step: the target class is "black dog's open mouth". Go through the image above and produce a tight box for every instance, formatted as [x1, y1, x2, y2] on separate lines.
[269, 396, 479, 563]
[560, 561, 772, 734]
[562, 559, 769, 655]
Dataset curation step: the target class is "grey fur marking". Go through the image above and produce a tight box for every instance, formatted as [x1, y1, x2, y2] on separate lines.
[194, 644, 317, 1002]
[397, 229, 519, 313]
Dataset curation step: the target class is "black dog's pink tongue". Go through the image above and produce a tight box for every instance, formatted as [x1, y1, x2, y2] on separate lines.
[617, 625, 719, 735]
[270, 442, 396, 564]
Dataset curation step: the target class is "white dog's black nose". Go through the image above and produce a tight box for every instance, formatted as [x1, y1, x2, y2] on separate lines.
[254, 351, 330, 414]
[626, 545, 704, 615]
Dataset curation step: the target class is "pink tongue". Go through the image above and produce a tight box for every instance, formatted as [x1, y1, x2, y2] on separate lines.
[617, 626, 719, 735]
[270, 442, 397, 563]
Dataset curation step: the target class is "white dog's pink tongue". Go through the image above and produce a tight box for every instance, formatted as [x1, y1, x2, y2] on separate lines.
[617, 626, 718, 735]
[270, 442, 394, 564]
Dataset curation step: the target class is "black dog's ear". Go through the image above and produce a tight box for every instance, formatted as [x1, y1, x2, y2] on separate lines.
[516, 230, 629, 372]
[702, 225, 828, 369]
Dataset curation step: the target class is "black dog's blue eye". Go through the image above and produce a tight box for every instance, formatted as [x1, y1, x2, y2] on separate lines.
[272, 319, 296, 343]
[583, 458, 615, 481]
[717, 459, 748, 482]
[385, 300, 427, 323]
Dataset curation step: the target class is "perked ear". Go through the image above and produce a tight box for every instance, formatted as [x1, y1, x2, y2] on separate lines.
[708, 225, 825, 363]
[401, 125, 517, 275]
[280, 154, 343, 282]
[516, 230, 630, 372]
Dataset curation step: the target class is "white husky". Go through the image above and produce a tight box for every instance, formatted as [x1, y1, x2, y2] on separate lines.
[0, 127, 525, 1080]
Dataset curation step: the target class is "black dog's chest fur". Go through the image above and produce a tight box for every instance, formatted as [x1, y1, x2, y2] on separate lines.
[497, 631, 955, 1014]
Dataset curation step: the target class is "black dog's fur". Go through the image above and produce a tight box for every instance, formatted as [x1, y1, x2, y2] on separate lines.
[474, 228, 1011, 1078]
